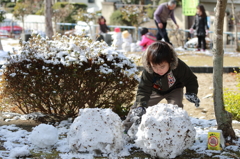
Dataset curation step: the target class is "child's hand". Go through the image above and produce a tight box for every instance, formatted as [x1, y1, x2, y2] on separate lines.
[132, 107, 146, 117]
[206, 30, 209, 35]
[132, 107, 146, 125]
[158, 23, 163, 29]
[189, 28, 194, 34]
[185, 93, 200, 107]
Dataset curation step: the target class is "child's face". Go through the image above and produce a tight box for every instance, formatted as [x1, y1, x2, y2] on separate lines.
[151, 61, 170, 76]
[197, 8, 202, 15]
[100, 19, 105, 23]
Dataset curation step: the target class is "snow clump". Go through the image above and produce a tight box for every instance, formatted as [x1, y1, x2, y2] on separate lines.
[135, 103, 196, 158]
[29, 124, 58, 148]
[67, 108, 125, 156]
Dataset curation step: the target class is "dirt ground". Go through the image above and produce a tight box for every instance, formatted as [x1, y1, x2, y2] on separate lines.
[181, 73, 240, 129]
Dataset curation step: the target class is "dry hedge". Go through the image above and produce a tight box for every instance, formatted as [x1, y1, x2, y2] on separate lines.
[1, 34, 139, 121]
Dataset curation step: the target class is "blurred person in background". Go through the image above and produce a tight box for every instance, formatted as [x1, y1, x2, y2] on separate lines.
[154, 0, 179, 45]
[98, 16, 110, 33]
[139, 27, 156, 50]
[190, 4, 209, 51]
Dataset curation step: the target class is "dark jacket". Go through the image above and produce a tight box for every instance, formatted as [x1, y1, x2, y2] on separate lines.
[191, 14, 209, 36]
[135, 58, 198, 108]
[99, 23, 110, 33]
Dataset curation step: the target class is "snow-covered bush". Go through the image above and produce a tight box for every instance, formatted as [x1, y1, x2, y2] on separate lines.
[134, 103, 196, 158]
[2, 34, 139, 120]
[68, 108, 125, 155]
[29, 124, 58, 148]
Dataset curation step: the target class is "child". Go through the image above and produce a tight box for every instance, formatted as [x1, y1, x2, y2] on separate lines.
[190, 4, 209, 51]
[123, 41, 200, 132]
[98, 16, 110, 33]
[139, 27, 156, 50]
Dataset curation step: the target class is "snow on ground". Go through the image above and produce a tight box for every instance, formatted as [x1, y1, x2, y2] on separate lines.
[0, 108, 240, 158]
[1, 39, 21, 54]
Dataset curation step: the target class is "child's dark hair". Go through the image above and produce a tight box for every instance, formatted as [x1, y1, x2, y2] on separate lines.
[197, 4, 207, 18]
[98, 16, 106, 24]
[142, 41, 178, 73]
[146, 41, 174, 65]
[141, 27, 149, 36]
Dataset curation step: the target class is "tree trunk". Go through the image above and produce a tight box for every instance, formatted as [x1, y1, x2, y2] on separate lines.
[213, 0, 236, 142]
[0, 39, 3, 50]
[22, 17, 25, 36]
[135, 26, 139, 41]
[231, 0, 239, 52]
[45, 0, 54, 40]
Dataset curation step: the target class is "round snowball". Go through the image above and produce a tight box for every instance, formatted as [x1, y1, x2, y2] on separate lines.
[68, 108, 125, 155]
[135, 103, 196, 158]
[29, 124, 58, 148]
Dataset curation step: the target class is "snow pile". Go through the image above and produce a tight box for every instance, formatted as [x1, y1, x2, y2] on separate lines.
[0, 51, 9, 65]
[135, 104, 196, 158]
[9, 145, 30, 158]
[1, 112, 45, 122]
[121, 30, 132, 52]
[67, 108, 125, 155]
[112, 31, 123, 50]
[184, 37, 213, 49]
[130, 42, 142, 52]
[29, 124, 58, 148]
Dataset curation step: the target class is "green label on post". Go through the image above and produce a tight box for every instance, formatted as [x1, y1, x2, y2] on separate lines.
[182, 0, 199, 16]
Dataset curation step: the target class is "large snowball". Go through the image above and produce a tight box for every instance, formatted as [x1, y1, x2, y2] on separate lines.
[68, 108, 125, 155]
[29, 124, 58, 148]
[135, 104, 196, 158]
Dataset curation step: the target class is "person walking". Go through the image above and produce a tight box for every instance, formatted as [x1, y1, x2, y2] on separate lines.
[154, 0, 179, 45]
[123, 41, 200, 133]
[190, 4, 209, 51]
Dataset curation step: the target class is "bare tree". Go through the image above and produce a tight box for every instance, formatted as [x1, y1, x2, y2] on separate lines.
[213, 0, 236, 142]
[120, 5, 149, 40]
[52, 4, 73, 34]
[13, 2, 31, 37]
[45, 0, 54, 39]
[0, 10, 6, 50]
[230, 0, 239, 52]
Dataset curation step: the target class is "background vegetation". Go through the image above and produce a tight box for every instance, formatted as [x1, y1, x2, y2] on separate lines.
[0, 34, 139, 122]
[224, 71, 240, 121]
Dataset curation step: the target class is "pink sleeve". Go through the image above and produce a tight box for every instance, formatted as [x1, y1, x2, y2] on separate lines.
[139, 35, 148, 46]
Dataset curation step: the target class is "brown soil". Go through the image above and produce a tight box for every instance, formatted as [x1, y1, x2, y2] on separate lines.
[183, 73, 240, 129]
[179, 55, 240, 67]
